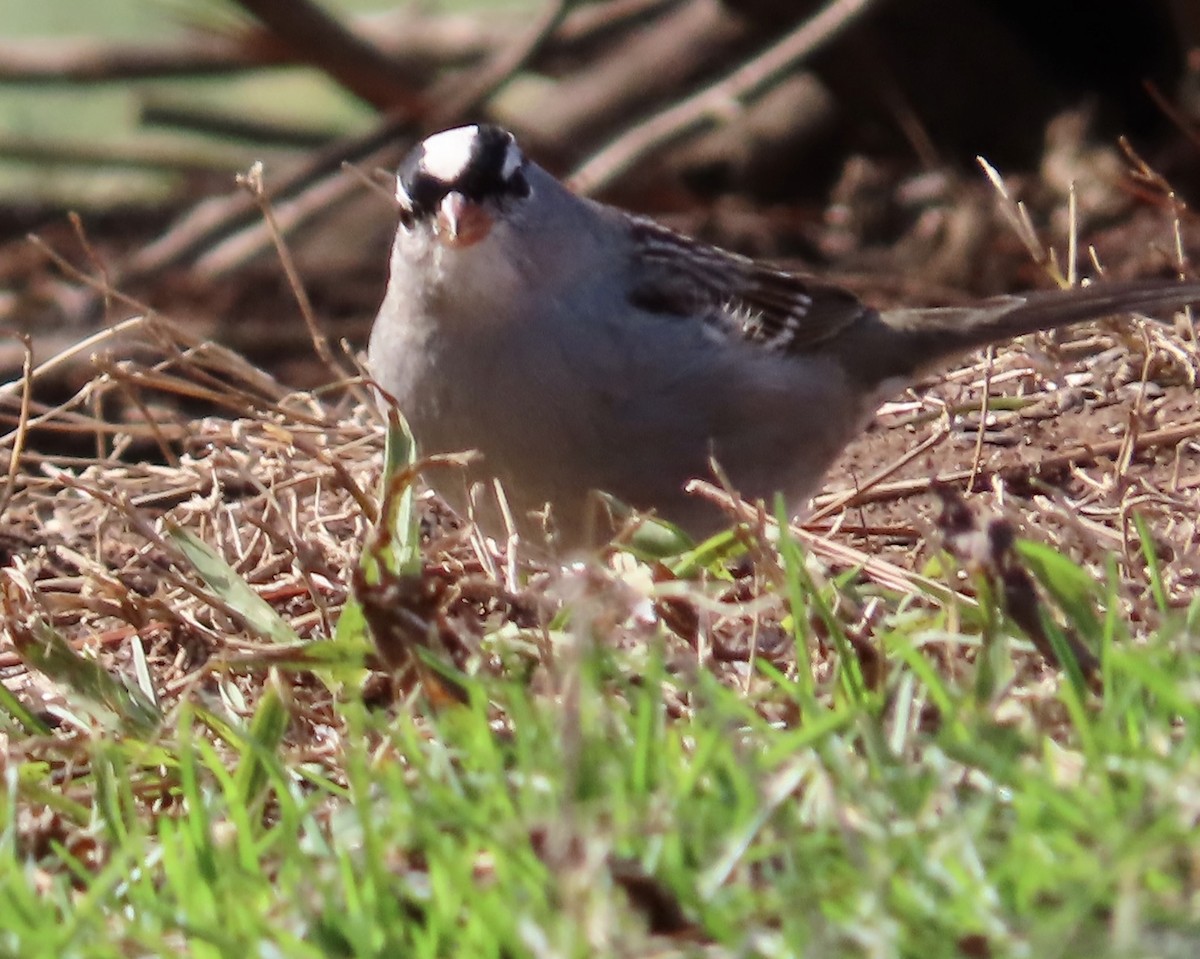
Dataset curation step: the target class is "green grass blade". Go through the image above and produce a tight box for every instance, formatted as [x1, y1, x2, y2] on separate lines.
[1132, 512, 1170, 616]
[0, 679, 51, 735]
[7, 611, 160, 737]
[166, 524, 301, 645]
[1016, 539, 1104, 643]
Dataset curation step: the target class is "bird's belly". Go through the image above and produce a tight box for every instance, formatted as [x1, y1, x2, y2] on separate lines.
[379, 317, 861, 546]
[401, 333, 706, 542]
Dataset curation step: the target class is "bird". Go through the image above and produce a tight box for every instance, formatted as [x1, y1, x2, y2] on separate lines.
[368, 123, 1200, 551]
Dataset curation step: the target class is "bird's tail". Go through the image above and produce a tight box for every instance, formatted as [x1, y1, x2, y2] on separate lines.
[861, 278, 1200, 382]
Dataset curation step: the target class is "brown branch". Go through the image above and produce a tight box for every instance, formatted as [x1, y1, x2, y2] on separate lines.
[121, 115, 411, 282]
[570, 0, 880, 193]
[191, 158, 384, 279]
[429, 0, 576, 126]
[519, 0, 754, 158]
[556, 0, 675, 43]
[234, 162, 341, 377]
[138, 99, 337, 149]
[0, 133, 254, 174]
[0, 4, 661, 86]
[91, 0, 692, 285]
[228, 0, 423, 111]
[0, 35, 274, 82]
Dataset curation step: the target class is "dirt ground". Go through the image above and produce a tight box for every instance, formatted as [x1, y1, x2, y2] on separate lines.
[1, 132, 1199, 694]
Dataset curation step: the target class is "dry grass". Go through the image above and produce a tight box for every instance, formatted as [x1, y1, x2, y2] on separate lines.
[2, 136, 1200, 956]
[3, 268, 1198, 730]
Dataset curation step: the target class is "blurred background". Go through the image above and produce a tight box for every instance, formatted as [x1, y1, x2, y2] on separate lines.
[2, 0, 1198, 394]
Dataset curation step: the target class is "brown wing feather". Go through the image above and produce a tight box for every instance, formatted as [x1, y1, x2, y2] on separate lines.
[626, 216, 871, 353]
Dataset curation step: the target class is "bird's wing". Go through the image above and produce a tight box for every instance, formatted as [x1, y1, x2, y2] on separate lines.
[625, 216, 873, 354]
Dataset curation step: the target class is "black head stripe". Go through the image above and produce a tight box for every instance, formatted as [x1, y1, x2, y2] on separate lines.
[397, 125, 530, 222]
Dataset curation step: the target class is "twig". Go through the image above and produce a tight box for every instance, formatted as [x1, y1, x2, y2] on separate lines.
[110, 2, 695, 282]
[234, 162, 341, 376]
[1117, 137, 1197, 347]
[192, 161, 373, 279]
[556, 0, 674, 42]
[518, 0, 750, 157]
[0, 335, 33, 521]
[430, 0, 575, 125]
[1113, 333, 1156, 497]
[810, 418, 1200, 511]
[340, 161, 396, 206]
[68, 213, 114, 329]
[47, 468, 277, 635]
[15, 238, 291, 404]
[0, 617, 174, 671]
[686, 478, 967, 605]
[0, 313, 148, 404]
[96, 357, 182, 467]
[808, 422, 950, 524]
[977, 156, 1055, 275]
[570, 0, 878, 194]
[966, 347, 995, 494]
[121, 118, 410, 282]
[139, 98, 337, 149]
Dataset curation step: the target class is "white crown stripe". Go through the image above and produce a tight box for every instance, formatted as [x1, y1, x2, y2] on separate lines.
[419, 126, 481, 183]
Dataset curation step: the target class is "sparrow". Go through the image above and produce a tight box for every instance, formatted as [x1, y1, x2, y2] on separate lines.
[369, 123, 1200, 549]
